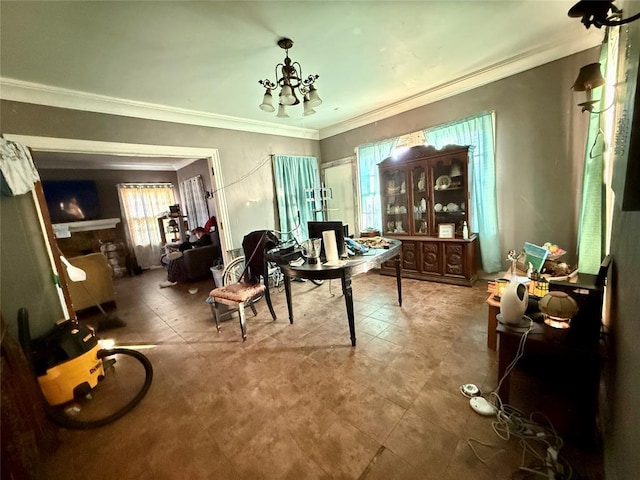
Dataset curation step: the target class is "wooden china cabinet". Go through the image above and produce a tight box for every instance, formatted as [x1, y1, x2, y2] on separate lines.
[378, 144, 478, 286]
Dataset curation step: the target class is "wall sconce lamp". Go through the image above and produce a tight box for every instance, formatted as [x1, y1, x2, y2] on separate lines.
[568, 0, 640, 29]
[571, 62, 606, 113]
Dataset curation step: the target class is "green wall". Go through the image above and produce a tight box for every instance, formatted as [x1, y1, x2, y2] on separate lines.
[1, 193, 64, 339]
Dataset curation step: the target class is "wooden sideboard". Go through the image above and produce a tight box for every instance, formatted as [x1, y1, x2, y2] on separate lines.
[380, 234, 477, 286]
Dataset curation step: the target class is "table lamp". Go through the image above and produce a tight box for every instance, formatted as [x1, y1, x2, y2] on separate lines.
[538, 291, 579, 329]
[493, 278, 510, 299]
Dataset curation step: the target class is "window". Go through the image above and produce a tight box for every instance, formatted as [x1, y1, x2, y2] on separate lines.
[423, 112, 501, 273]
[356, 139, 398, 233]
[117, 183, 175, 268]
[273, 155, 320, 242]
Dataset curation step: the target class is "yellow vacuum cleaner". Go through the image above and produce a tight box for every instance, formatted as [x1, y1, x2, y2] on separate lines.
[18, 308, 153, 429]
[20, 314, 104, 405]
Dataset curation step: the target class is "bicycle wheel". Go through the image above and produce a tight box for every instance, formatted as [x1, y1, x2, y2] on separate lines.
[221, 255, 265, 303]
[45, 347, 153, 430]
[222, 255, 246, 285]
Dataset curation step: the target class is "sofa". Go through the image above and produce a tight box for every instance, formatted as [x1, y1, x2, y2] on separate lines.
[62, 253, 116, 312]
[182, 232, 222, 281]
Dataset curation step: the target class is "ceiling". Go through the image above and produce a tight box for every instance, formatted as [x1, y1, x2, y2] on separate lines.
[0, 1, 603, 139]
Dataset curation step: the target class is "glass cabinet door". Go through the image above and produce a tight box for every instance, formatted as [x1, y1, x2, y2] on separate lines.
[381, 168, 409, 235]
[412, 164, 428, 235]
[430, 158, 467, 237]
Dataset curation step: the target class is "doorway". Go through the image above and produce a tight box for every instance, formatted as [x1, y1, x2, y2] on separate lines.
[4, 135, 231, 262]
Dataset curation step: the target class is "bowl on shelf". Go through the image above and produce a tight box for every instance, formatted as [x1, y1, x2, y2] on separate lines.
[435, 175, 451, 190]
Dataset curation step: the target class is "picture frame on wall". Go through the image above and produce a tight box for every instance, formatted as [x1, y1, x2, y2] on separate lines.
[438, 223, 456, 239]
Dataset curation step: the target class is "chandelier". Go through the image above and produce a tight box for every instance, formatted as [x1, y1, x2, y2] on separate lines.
[258, 38, 322, 117]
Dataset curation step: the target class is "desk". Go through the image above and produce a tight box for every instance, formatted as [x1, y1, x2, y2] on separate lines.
[273, 240, 402, 346]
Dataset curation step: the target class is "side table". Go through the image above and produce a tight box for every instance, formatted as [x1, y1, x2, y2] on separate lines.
[486, 294, 500, 350]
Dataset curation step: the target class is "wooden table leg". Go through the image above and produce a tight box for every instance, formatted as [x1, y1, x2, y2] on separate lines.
[263, 262, 277, 321]
[341, 273, 356, 346]
[283, 274, 294, 324]
[394, 255, 402, 306]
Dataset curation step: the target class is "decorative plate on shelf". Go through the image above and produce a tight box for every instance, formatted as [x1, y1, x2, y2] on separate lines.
[447, 202, 459, 212]
[435, 175, 451, 190]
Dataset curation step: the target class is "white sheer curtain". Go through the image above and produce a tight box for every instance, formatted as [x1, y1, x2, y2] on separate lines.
[117, 183, 175, 268]
[179, 175, 209, 230]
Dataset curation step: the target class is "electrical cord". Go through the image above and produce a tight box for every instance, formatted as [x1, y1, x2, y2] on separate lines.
[464, 317, 573, 479]
[210, 154, 273, 196]
[492, 318, 534, 396]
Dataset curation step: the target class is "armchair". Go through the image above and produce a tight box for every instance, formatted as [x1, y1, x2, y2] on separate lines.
[182, 232, 222, 281]
[61, 253, 115, 312]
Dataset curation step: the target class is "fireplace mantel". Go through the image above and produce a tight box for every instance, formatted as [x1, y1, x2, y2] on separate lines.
[52, 218, 121, 238]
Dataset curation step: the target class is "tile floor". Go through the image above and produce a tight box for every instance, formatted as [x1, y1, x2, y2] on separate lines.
[43, 267, 604, 479]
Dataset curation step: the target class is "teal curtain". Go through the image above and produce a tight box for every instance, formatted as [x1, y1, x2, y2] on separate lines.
[273, 155, 320, 242]
[424, 112, 501, 273]
[357, 138, 398, 233]
[577, 38, 608, 274]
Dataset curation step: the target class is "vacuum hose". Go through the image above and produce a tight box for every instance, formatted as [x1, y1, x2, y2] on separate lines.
[44, 347, 153, 430]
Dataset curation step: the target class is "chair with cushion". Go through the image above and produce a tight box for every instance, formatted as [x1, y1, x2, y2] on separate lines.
[207, 230, 280, 341]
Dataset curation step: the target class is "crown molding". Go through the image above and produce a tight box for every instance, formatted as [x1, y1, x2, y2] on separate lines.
[1, 31, 601, 143]
[3, 134, 214, 171]
[318, 33, 603, 139]
[0, 78, 319, 140]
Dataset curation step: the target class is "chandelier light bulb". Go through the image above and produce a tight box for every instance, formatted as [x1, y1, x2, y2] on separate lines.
[307, 86, 322, 107]
[303, 96, 316, 116]
[279, 85, 296, 106]
[276, 104, 289, 118]
[259, 89, 275, 112]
